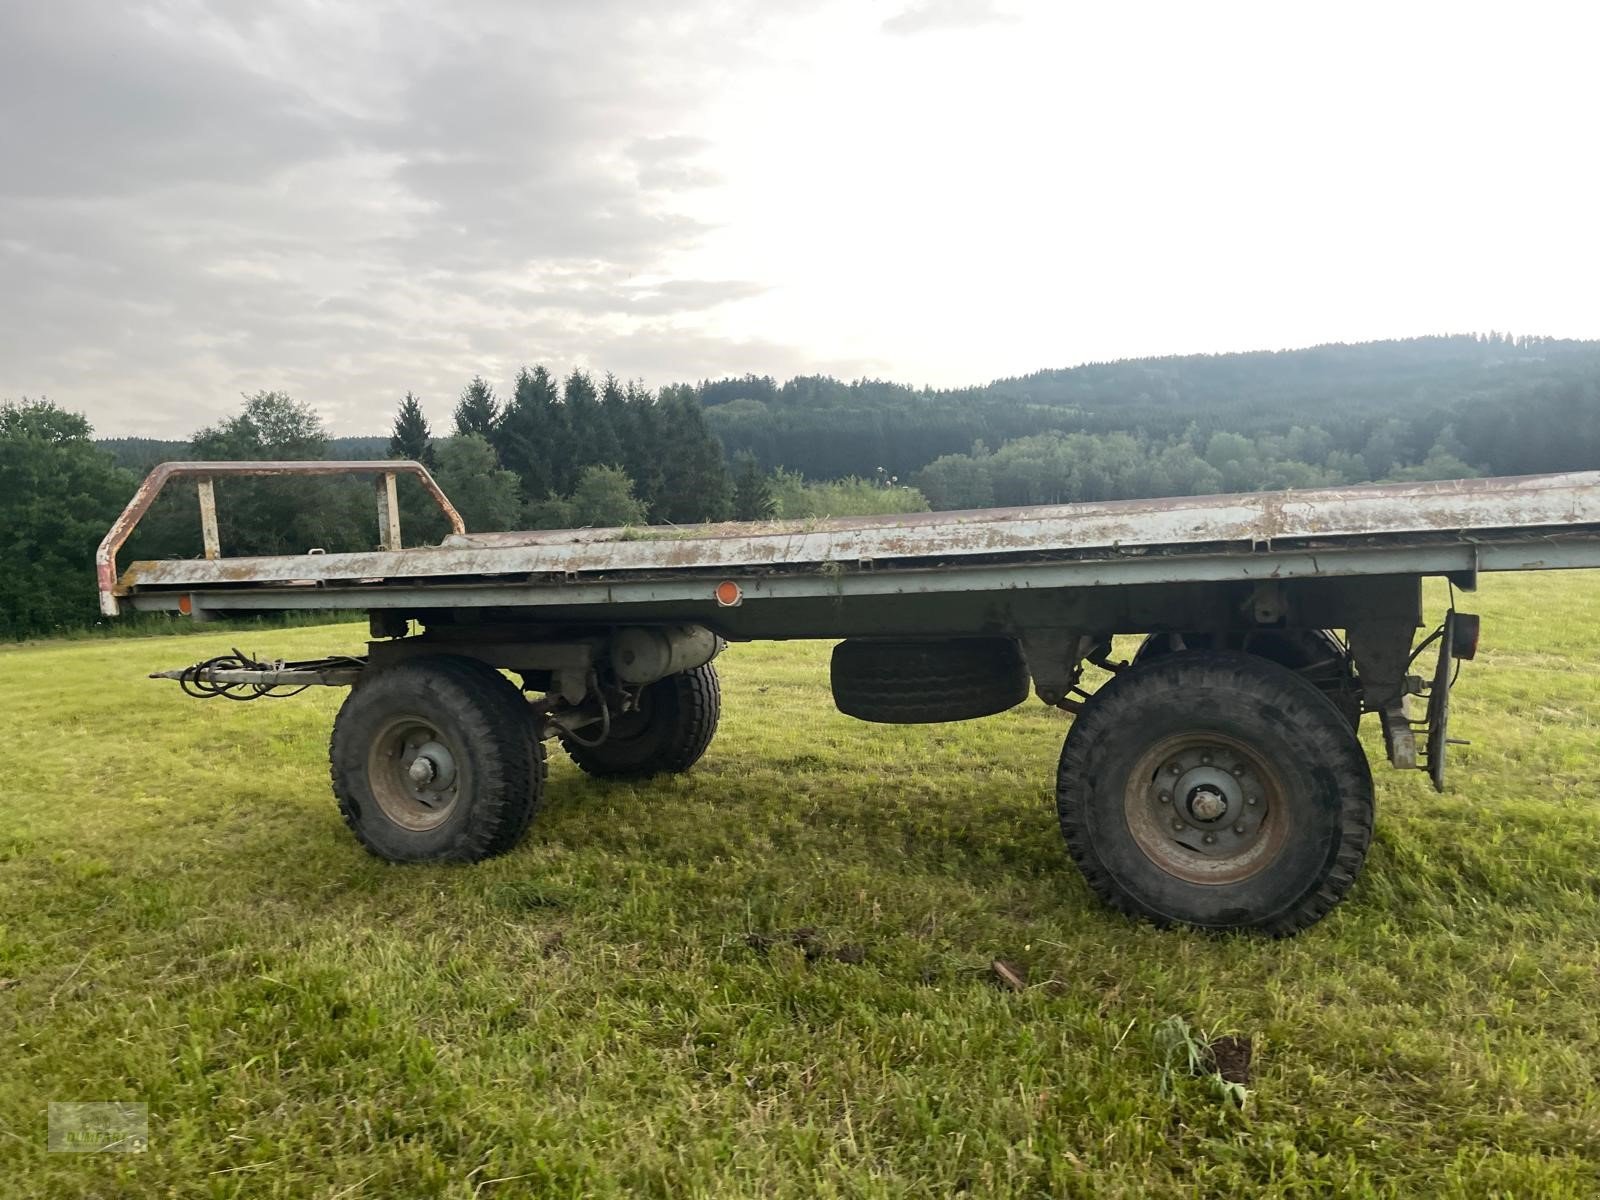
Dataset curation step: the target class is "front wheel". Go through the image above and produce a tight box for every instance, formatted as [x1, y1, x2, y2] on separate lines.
[330, 656, 545, 862]
[561, 663, 720, 779]
[1056, 650, 1373, 935]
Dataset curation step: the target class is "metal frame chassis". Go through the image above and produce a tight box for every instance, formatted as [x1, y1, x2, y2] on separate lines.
[115, 536, 1600, 622]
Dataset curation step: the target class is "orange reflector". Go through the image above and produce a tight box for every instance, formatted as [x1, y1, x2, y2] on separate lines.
[714, 580, 743, 607]
[178, 594, 193, 615]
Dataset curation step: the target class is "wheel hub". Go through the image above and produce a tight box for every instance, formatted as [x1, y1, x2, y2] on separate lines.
[403, 739, 457, 793]
[1173, 764, 1241, 825]
[1129, 734, 1284, 883]
[369, 719, 463, 831]
[1186, 785, 1226, 822]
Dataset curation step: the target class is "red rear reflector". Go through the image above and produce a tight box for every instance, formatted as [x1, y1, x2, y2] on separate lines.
[714, 580, 742, 607]
[178, 594, 192, 615]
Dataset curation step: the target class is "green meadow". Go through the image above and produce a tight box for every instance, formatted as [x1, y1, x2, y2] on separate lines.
[3, 571, 1598, 1198]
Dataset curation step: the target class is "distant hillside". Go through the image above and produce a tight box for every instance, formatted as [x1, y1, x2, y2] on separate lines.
[696, 334, 1600, 480]
[97, 335, 1600, 486]
[99, 437, 188, 471]
[102, 435, 391, 471]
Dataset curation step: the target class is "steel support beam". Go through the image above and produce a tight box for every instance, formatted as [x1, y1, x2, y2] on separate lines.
[375, 472, 402, 552]
[196, 477, 220, 561]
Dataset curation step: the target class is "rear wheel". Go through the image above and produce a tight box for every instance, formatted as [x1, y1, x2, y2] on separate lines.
[561, 664, 720, 779]
[1133, 629, 1362, 729]
[330, 656, 544, 862]
[1057, 650, 1373, 935]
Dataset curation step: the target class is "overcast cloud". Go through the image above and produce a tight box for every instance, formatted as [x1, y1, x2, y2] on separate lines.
[2, 0, 1597, 436]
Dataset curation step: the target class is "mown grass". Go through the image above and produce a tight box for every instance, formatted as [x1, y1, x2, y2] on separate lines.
[2, 572, 1598, 1198]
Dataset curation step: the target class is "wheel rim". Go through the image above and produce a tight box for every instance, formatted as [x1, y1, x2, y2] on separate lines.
[1123, 731, 1289, 885]
[367, 716, 465, 832]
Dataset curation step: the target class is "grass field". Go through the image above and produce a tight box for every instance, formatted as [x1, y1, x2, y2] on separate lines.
[4, 572, 1600, 1198]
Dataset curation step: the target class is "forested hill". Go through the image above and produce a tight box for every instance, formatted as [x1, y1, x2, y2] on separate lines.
[98, 334, 1599, 486]
[696, 334, 1600, 482]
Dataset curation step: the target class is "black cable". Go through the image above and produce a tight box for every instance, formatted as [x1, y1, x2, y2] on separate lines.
[178, 650, 364, 701]
[1405, 627, 1444, 672]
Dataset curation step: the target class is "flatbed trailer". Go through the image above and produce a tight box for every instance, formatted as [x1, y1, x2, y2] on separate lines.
[101, 461, 1600, 935]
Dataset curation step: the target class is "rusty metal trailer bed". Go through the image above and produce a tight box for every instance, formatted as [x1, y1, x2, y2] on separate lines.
[102, 462, 1600, 936]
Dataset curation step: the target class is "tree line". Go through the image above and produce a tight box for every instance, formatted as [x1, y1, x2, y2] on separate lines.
[912, 423, 1479, 510]
[423, 368, 732, 529]
[698, 334, 1600, 483]
[4, 334, 1598, 639]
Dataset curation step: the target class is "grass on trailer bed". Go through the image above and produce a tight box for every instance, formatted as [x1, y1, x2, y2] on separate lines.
[3, 572, 1599, 1198]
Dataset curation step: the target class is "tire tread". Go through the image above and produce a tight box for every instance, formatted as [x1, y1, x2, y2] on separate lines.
[1057, 650, 1373, 936]
[831, 638, 1029, 724]
[330, 656, 545, 862]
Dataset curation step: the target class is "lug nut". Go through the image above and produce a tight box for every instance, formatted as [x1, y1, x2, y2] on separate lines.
[1233, 822, 1246, 834]
[1169, 763, 1182, 775]
[1200, 753, 1211, 765]
[1246, 796, 1259, 806]
[1172, 820, 1185, 832]
[1159, 792, 1171, 804]
[1203, 833, 1216, 845]
[1232, 765, 1246, 777]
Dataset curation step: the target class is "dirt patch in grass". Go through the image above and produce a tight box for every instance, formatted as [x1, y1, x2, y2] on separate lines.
[1209, 1035, 1253, 1084]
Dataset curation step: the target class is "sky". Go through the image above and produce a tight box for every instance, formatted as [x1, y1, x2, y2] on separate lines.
[2, 0, 1597, 438]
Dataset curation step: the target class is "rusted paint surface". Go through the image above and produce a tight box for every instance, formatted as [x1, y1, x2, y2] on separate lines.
[444, 471, 1600, 548]
[96, 460, 464, 615]
[111, 470, 1600, 598]
[374, 473, 402, 553]
[196, 478, 220, 560]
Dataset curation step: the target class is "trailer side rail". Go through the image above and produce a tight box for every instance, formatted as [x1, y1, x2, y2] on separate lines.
[95, 459, 465, 616]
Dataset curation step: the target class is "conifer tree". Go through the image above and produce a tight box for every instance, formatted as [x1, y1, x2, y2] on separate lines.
[497, 366, 564, 501]
[620, 378, 665, 513]
[452, 376, 499, 440]
[653, 387, 731, 523]
[387, 392, 435, 466]
[731, 451, 776, 521]
[562, 368, 623, 484]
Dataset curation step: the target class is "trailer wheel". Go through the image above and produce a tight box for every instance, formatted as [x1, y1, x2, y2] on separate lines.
[1056, 650, 1373, 935]
[330, 656, 545, 862]
[561, 663, 720, 779]
[1133, 629, 1362, 729]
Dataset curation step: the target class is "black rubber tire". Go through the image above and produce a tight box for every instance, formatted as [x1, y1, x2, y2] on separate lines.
[1057, 650, 1373, 936]
[1133, 629, 1363, 729]
[561, 663, 720, 779]
[831, 637, 1029, 724]
[330, 655, 545, 862]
